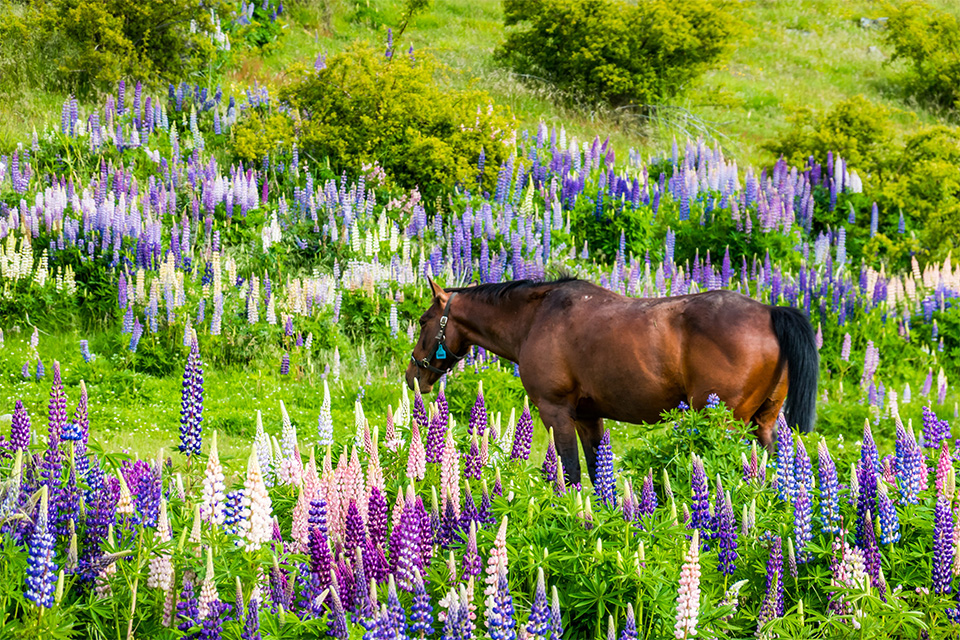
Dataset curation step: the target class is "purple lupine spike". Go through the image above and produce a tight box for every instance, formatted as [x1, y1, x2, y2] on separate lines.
[367, 487, 387, 548]
[764, 536, 785, 616]
[638, 469, 657, 516]
[510, 403, 534, 461]
[817, 438, 840, 534]
[489, 567, 518, 640]
[793, 481, 813, 563]
[413, 388, 428, 435]
[48, 361, 67, 448]
[344, 500, 366, 559]
[877, 483, 900, 544]
[861, 510, 886, 600]
[410, 569, 434, 636]
[856, 447, 879, 548]
[862, 422, 880, 474]
[425, 409, 447, 465]
[178, 337, 204, 456]
[242, 593, 261, 640]
[468, 383, 487, 438]
[526, 568, 551, 639]
[280, 353, 290, 376]
[775, 417, 795, 501]
[478, 482, 496, 528]
[308, 529, 332, 589]
[464, 435, 482, 481]
[10, 399, 31, 451]
[462, 521, 482, 580]
[541, 434, 558, 483]
[933, 494, 954, 595]
[717, 491, 738, 576]
[690, 454, 710, 541]
[594, 430, 617, 508]
[24, 488, 57, 609]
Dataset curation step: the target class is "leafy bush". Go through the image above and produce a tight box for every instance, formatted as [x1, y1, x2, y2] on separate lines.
[495, 0, 746, 108]
[0, 0, 222, 96]
[883, 0, 960, 111]
[765, 96, 893, 174]
[276, 42, 515, 198]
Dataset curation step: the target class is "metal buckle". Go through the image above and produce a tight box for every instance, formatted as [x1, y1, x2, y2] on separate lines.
[439, 316, 448, 328]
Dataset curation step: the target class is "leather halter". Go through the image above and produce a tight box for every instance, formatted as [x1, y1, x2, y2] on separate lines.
[410, 293, 467, 375]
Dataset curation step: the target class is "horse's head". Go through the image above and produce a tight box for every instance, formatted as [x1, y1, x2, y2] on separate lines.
[405, 279, 468, 394]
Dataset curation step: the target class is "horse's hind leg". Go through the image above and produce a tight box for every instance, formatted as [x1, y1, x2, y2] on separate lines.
[576, 417, 605, 487]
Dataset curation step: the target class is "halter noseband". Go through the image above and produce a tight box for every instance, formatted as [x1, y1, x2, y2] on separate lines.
[410, 293, 466, 375]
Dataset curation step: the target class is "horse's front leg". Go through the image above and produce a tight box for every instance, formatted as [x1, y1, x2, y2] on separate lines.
[536, 402, 582, 486]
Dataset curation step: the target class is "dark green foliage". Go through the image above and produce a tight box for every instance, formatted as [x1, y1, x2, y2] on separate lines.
[0, 0, 221, 96]
[883, 0, 960, 111]
[275, 42, 515, 199]
[495, 0, 746, 108]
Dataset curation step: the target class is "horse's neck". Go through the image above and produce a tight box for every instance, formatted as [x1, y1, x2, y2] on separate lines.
[455, 293, 534, 363]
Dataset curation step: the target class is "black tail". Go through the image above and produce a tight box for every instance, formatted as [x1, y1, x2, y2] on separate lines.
[770, 306, 819, 433]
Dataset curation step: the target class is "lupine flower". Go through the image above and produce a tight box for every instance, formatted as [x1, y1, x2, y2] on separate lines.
[794, 481, 813, 563]
[410, 569, 434, 636]
[179, 337, 204, 456]
[934, 494, 954, 595]
[80, 339, 94, 363]
[541, 429, 559, 483]
[280, 353, 290, 375]
[238, 446, 273, 551]
[765, 536, 785, 617]
[25, 487, 57, 609]
[705, 393, 721, 409]
[510, 401, 533, 461]
[776, 419, 795, 501]
[526, 567, 551, 640]
[242, 592, 262, 640]
[639, 469, 657, 516]
[148, 500, 174, 592]
[818, 438, 840, 534]
[594, 430, 617, 508]
[718, 491, 738, 575]
[877, 482, 900, 544]
[198, 548, 220, 619]
[407, 418, 427, 481]
[468, 381, 487, 438]
[690, 454, 711, 544]
[674, 529, 701, 639]
[10, 399, 31, 451]
[201, 431, 226, 525]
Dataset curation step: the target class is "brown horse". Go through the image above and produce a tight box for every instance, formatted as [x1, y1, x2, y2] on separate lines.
[406, 277, 818, 485]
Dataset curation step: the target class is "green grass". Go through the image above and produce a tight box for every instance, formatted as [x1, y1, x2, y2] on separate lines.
[2, 0, 957, 160]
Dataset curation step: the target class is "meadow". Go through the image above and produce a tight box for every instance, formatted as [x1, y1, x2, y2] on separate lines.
[1, 0, 960, 638]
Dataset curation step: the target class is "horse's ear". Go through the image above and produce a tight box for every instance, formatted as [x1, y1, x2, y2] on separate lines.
[428, 278, 449, 304]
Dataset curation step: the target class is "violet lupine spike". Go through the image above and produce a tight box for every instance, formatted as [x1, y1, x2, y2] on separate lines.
[855, 460, 878, 548]
[510, 402, 533, 461]
[933, 494, 954, 595]
[468, 382, 487, 438]
[638, 469, 657, 516]
[817, 438, 840, 534]
[48, 361, 67, 448]
[861, 510, 886, 600]
[541, 431, 558, 484]
[525, 568, 551, 640]
[877, 483, 900, 544]
[425, 401, 447, 464]
[24, 487, 57, 609]
[178, 337, 204, 457]
[594, 430, 617, 509]
[409, 569, 434, 636]
[765, 535, 785, 617]
[862, 421, 881, 474]
[10, 399, 31, 451]
[793, 481, 813, 564]
[717, 491, 738, 576]
[690, 454, 710, 543]
[775, 418, 795, 501]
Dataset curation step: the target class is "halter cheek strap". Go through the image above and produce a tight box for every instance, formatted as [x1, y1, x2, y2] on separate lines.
[411, 293, 467, 375]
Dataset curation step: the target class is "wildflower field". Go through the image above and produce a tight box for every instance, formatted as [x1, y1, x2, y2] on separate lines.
[2, 7, 960, 638]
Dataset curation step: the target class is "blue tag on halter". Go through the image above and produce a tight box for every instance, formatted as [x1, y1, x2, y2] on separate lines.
[436, 344, 447, 359]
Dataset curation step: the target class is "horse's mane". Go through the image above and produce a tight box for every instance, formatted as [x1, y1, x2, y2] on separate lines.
[448, 276, 581, 304]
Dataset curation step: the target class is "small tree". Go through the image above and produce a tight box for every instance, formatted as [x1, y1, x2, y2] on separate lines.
[495, 0, 746, 108]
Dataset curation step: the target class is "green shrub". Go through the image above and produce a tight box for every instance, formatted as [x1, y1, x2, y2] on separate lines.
[495, 0, 746, 108]
[277, 42, 515, 198]
[883, 0, 960, 111]
[0, 0, 222, 96]
[765, 95, 893, 173]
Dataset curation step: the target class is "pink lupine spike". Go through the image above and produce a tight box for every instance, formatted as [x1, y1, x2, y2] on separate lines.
[407, 418, 426, 481]
[674, 530, 701, 639]
[440, 427, 461, 515]
[291, 484, 311, 552]
[938, 441, 953, 499]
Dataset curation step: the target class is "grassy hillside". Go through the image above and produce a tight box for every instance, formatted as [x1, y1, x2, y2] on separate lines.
[2, 0, 957, 164]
